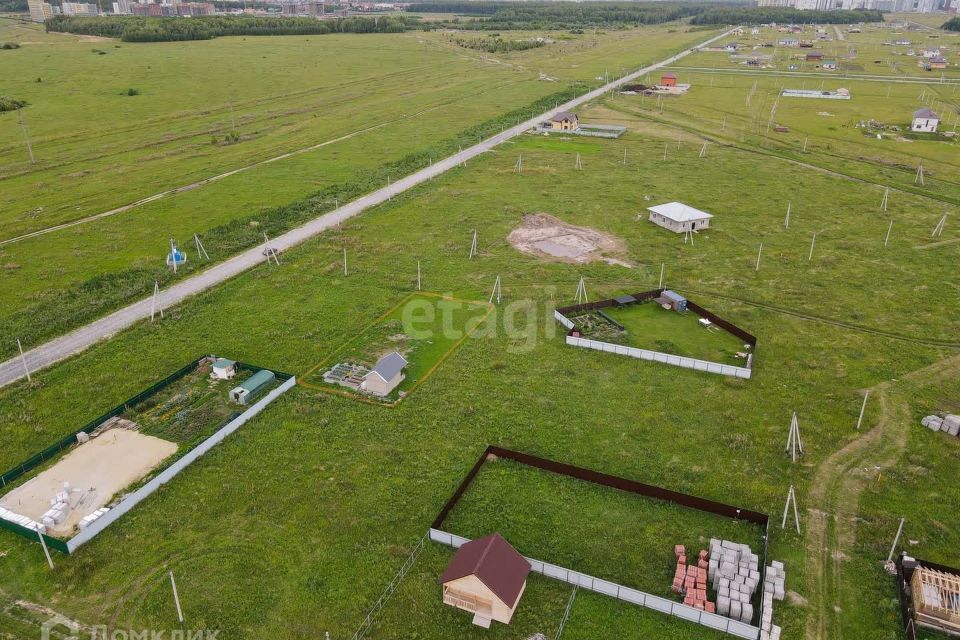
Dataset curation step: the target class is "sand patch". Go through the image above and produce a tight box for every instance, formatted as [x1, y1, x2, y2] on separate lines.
[0, 429, 176, 537]
[507, 213, 632, 267]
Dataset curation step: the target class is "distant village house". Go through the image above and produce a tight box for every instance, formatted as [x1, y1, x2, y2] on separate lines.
[647, 202, 713, 234]
[911, 108, 939, 133]
[550, 111, 579, 132]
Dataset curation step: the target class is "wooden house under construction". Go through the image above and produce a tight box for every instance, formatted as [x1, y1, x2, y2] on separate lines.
[910, 564, 960, 636]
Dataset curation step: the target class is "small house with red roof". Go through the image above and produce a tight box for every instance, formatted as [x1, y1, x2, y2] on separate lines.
[660, 72, 677, 87]
[438, 533, 531, 628]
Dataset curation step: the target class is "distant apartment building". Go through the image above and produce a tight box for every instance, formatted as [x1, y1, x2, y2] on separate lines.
[282, 1, 327, 15]
[130, 1, 214, 14]
[61, 2, 100, 15]
[757, 0, 944, 10]
[27, 0, 55, 21]
[176, 2, 215, 15]
[112, 0, 130, 12]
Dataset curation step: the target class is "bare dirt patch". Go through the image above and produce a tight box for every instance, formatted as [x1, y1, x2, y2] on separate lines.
[0, 429, 176, 537]
[507, 213, 632, 267]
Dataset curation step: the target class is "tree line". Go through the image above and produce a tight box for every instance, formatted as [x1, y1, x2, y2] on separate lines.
[689, 7, 883, 25]
[943, 16, 960, 32]
[0, 0, 27, 11]
[45, 15, 411, 42]
[413, 1, 707, 30]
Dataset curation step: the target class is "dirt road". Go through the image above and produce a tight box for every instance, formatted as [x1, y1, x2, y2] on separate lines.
[802, 353, 960, 639]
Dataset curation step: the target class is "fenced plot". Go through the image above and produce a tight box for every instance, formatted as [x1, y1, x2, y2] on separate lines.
[301, 292, 493, 404]
[0, 430, 175, 537]
[555, 290, 757, 379]
[0, 356, 293, 552]
[429, 446, 768, 637]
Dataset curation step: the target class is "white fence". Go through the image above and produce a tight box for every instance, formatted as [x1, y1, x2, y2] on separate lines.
[554, 310, 576, 330]
[553, 310, 752, 379]
[429, 528, 760, 639]
[66, 376, 297, 552]
[780, 89, 851, 100]
[562, 332, 752, 380]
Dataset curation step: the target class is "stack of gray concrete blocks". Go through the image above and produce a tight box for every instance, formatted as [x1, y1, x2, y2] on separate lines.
[922, 414, 960, 436]
[709, 538, 760, 625]
[759, 560, 786, 640]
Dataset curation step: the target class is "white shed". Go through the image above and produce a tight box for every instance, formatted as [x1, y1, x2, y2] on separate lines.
[360, 352, 407, 397]
[911, 108, 939, 133]
[211, 357, 237, 380]
[647, 202, 713, 233]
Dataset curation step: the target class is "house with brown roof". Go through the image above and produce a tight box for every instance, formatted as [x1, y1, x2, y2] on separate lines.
[438, 533, 531, 628]
[549, 111, 579, 132]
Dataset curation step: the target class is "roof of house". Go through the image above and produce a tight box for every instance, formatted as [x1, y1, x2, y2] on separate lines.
[914, 108, 939, 119]
[614, 295, 637, 305]
[213, 358, 236, 369]
[648, 202, 713, 223]
[365, 351, 408, 383]
[929, 56, 947, 63]
[439, 533, 531, 608]
[550, 111, 578, 123]
[807, 51, 823, 57]
[661, 72, 677, 79]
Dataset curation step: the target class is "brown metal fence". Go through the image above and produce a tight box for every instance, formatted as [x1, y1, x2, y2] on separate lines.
[432, 445, 769, 535]
[431, 446, 770, 627]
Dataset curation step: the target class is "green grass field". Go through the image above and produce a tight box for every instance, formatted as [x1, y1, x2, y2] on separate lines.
[0, 14, 958, 640]
[0, 19, 720, 360]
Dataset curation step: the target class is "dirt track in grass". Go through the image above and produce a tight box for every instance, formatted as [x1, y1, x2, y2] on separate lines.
[802, 353, 960, 640]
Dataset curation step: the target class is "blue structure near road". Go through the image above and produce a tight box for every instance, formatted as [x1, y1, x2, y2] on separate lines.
[166, 239, 187, 269]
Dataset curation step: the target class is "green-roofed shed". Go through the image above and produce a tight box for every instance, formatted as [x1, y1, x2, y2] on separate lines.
[229, 369, 275, 405]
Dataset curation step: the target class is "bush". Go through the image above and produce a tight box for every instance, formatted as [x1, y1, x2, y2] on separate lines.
[0, 96, 28, 112]
[1, 42, 21, 50]
[126, 87, 140, 96]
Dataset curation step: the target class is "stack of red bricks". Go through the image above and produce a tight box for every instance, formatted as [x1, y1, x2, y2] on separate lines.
[671, 545, 716, 613]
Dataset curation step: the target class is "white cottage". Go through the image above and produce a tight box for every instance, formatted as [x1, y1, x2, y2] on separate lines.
[647, 202, 713, 233]
[360, 351, 407, 397]
[211, 357, 237, 380]
[911, 108, 939, 133]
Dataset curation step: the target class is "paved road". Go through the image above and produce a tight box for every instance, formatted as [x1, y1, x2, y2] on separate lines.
[0, 27, 734, 389]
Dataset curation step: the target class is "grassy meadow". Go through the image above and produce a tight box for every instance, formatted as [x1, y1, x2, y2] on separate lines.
[0, 14, 959, 640]
[0, 61, 957, 639]
[0, 19, 720, 359]
[440, 458, 767, 597]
